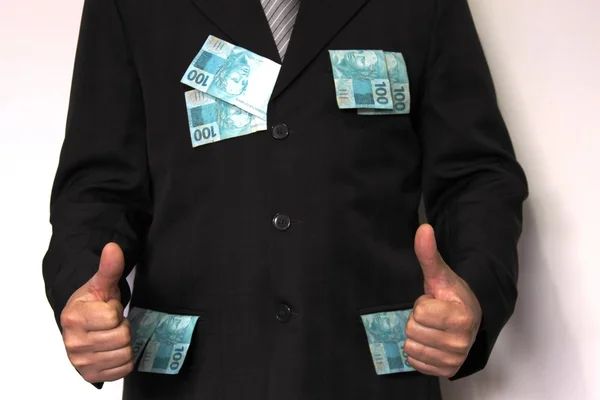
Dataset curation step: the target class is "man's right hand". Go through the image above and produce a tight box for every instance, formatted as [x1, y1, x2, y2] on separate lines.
[60, 242, 134, 383]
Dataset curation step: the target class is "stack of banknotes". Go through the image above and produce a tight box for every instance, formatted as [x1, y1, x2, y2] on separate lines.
[179, 37, 410, 148]
[180, 35, 281, 147]
[329, 50, 410, 115]
[127, 307, 199, 374]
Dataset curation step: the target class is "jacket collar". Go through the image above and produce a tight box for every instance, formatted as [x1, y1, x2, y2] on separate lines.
[190, 0, 372, 99]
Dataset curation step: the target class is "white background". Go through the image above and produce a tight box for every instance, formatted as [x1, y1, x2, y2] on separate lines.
[0, 0, 598, 399]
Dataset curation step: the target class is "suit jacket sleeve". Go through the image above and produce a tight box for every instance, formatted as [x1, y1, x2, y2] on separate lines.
[42, 0, 151, 333]
[414, 0, 529, 378]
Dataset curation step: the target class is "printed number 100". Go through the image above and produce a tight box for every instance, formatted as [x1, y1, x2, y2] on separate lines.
[169, 346, 185, 371]
[187, 70, 210, 86]
[374, 82, 390, 105]
[393, 87, 406, 112]
[194, 126, 217, 142]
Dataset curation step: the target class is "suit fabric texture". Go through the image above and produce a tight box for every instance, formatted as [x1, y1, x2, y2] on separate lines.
[42, 0, 529, 399]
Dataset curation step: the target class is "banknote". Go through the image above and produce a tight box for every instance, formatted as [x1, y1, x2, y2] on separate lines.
[185, 89, 266, 147]
[360, 309, 415, 375]
[127, 307, 165, 364]
[358, 52, 411, 115]
[329, 50, 393, 109]
[181, 35, 281, 120]
[138, 314, 199, 374]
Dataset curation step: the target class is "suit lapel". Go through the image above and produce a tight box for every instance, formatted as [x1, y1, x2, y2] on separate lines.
[272, 0, 372, 99]
[189, 0, 371, 100]
[190, 0, 280, 62]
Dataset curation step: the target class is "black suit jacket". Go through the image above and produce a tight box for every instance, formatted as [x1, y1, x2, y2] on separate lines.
[43, 0, 528, 399]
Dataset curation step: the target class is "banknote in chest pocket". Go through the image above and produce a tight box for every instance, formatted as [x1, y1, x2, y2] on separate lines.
[327, 49, 411, 115]
[180, 35, 281, 148]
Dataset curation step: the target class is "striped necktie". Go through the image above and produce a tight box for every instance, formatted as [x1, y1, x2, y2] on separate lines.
[261, 0, 301, 60]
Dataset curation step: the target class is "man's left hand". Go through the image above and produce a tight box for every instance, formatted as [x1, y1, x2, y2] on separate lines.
[404, 224, 483, 378]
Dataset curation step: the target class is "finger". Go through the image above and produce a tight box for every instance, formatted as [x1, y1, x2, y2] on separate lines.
[107, 299, 125, 318]
[406, 356, 457, 379]
[98, 361, 135, 382]
[89, 242, 125, 300]
[413, 294, 435, 309]
[414, 224, 448, 284]
[72, 301, 123, 331]
[81, 360, 135, 384]
[405, 313, 471, 354]
[86, 320, 131, 352]
[403, 338, 464, 370]
[412, 298, 467, 331]
[71, 344, 134, 373]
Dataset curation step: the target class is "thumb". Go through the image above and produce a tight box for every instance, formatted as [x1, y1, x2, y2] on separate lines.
[415, 224, 451, 294]
[89, 242, 125, 301]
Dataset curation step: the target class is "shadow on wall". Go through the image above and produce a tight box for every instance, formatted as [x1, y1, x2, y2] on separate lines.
[440, 200, 582, 399]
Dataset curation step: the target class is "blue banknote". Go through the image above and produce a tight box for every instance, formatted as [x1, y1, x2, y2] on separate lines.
[138, 314, 199, 374]
[185, 89, 267, 147]
[329, 50, 393, 109]
[127, 307, 165, 364]
[181, 35, 281, 120]
[358, 52, 411, 115]
[360, 309, 415, 375]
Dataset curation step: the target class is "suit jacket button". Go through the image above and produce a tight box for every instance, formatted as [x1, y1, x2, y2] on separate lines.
[272, 213, 291, 231]
[276, 304, 292, 323]
[272, 124, 289, 139]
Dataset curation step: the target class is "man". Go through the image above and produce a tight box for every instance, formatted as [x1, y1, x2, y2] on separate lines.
[42, 0, 528, 399]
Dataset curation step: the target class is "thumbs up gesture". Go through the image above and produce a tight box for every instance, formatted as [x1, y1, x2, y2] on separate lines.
[404, 224, 483, 378]
[60, 243, 134, 383]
